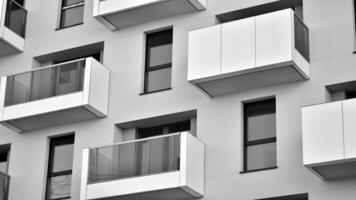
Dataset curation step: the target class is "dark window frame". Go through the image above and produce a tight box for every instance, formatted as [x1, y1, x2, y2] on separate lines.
[143, 28, 173, 94]
[45, 134, 75, 200]
[242, 98, 277, 173]
[137, 120, 190, 139]
[58, 0, 84, 29]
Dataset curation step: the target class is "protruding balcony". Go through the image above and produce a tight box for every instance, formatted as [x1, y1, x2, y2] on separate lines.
[0, 58, 110, 133]
[302, 99, 356, 180]
[80, 132, 205, 200]
[93, 0, 206, 30]
[0, 172, 9, 200]
[0, 0, 27, 56]
[188, 9, 310, 97]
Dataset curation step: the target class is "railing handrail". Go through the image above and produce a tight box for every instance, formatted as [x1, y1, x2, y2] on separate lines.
[8, 0, 27, 13]
[3, 58, 87, 78]
[89, 132, 186, 150]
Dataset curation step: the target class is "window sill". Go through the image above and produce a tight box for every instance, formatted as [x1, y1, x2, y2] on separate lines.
[139, 88, 172, 96]
[240, 166, 278, 174]
[55, 23, 84, 31]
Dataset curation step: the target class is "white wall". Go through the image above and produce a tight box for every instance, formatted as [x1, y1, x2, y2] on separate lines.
[0, 0, 355, 200]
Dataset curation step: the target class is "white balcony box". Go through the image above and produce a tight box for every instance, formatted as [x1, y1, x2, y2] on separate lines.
[0, 0, 27, 56]
[0, 58, 110, 133]
[302, 99, 356, 180]
[188, 9, 310, 97]
[80, 132, 205, 200]
[93, 0, 206, 30]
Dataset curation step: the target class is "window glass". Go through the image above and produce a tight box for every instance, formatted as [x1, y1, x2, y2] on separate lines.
[0, 152, 8, 173]
[52, 144, 74, 173]
[246, 142, 276, 171]
[60, 5, 84, 28]
[247, 113, 276, 141]
[144, 29, 173, 93]
[244, 99, 277, 172]
[149, 44, 172, 67]
[49, 175, 72, 199]
[147, 68, 172, 92]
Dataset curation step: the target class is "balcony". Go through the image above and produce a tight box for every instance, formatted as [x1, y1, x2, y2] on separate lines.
[302, 99, 356, 180]
[0, 58, 110, 133]
[0, 0, 27, 56]
[0, 172, 9, 200]
[93, 0, 206, 30]
[80, 132, 204, 200]
[188, 9, 310, 97]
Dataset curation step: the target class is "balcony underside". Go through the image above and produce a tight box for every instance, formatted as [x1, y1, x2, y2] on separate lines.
[192, 62, 307, 97]
[0, 38, 20, 56]
[96, 188, 195, 200]
[99, 0, 203, 30]
[1, 106, 99, 132]
[308, 159, 356, 180]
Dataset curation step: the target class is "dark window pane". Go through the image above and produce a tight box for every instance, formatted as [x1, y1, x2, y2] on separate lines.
[49, 175, 71, 199]
[52, 143, 74, 173]
[247, 113, 276, 141]
[149, 44, 172, 67]
[138, 127, 164, 139]
[146, 68, 171, 92]
[63, 0, 83, 6]
[294, 15, 309, 61]
[0, 173, 9, 200]
[61, 5, 84, 28]
[0, 152, 8, 174]
[168, 121, 190, 133]
[31, 68, 56, 100]
[246, 142, 276, 171]
[5, 0, 27, 37]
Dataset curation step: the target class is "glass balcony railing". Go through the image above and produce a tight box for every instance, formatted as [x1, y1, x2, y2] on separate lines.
[88, 133, 181, 184]
[5, 0, 27, 38]
[294, 14, 310, 62]
[4, 59, 86, 106]
[0, 172, 9, 200]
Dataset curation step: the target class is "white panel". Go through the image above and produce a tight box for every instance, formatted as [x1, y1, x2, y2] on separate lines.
[87, 58, 110, 117]
[342, 99, 356, 159]
[179, 132, 188, 187]
[3, 27, 25, 51]
[99, 0, 162, 15]
[80, 149, 89, 200]
[256, 9, 293, 67]
[293, 49, 310, 79]
[302, 102, 344, 165]
[222, 17, 255, 74]
[86, 171, 180, 200]
[2, 92, 84, 120]
[188, 25, 221, 80]
[0, 0, 6, 28]
[185, 132, 204, 197]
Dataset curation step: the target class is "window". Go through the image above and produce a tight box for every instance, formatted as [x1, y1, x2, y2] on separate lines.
[243, 98, 277, 172]
[138, 121, 190, 139]
[143, 28, 173, 94]
[59, 0, 84, 29]
[0, 144, 10, 174]
[46, 134, 74, 200]
[256, 193, 308, 200]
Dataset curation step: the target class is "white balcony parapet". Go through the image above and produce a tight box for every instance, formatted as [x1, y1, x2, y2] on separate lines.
[80, 132, 205, 200]
[188, 9, 310, 97]
[0, 57, 110, 133]
[302, 99, 356, 180]
[93, 0, 206, 30]
[0, 0, 27, 56]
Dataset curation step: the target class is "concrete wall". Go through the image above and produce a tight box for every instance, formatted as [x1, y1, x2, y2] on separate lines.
[0, 0, 355, 200]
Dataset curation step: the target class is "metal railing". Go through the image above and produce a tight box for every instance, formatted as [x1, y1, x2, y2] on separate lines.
[294, 14, 310, 62]
[5, 0, 27, 38]
[4, 59, 86, 106]
[88, 133, 181, 184]
[0, 172, 9, 200]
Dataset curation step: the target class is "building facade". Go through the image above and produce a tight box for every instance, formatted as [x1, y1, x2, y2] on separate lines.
[0, 0, 355, 200]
